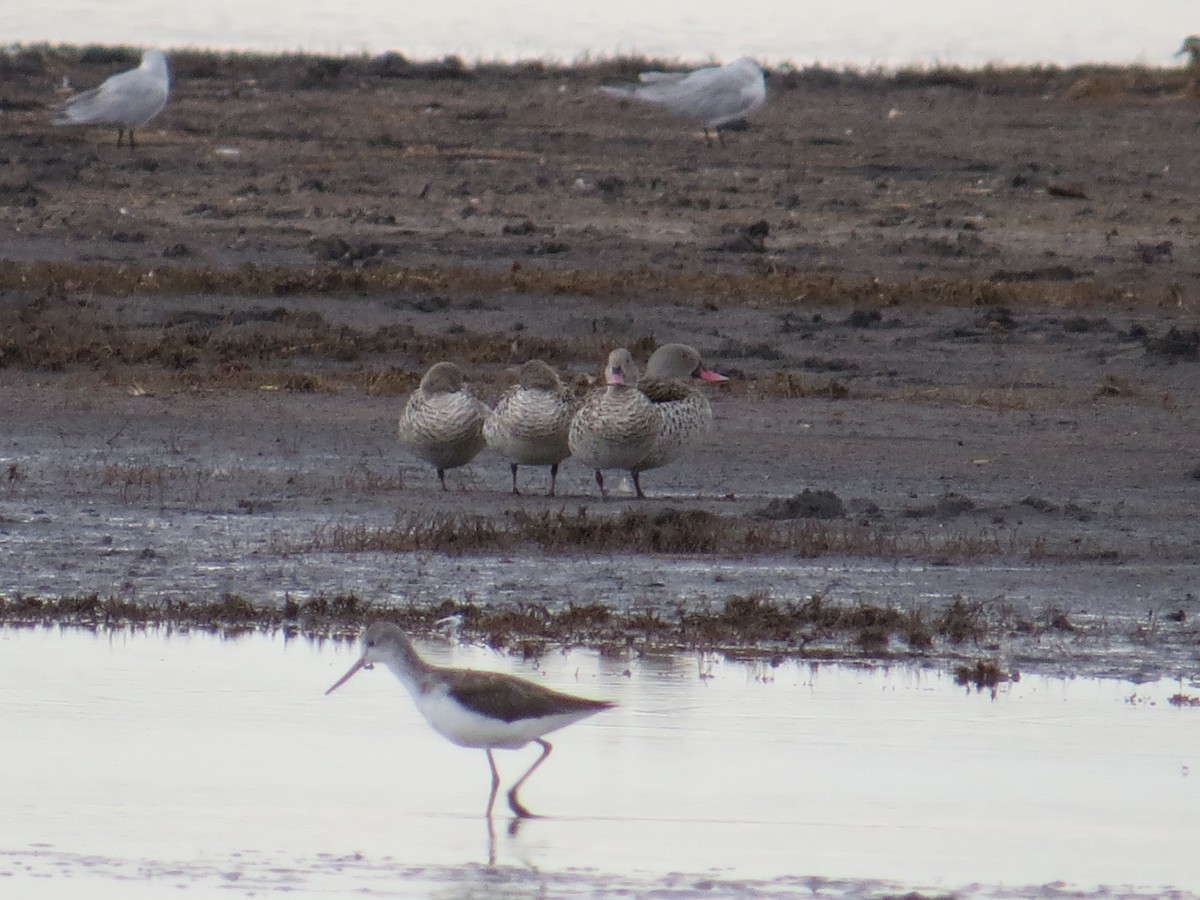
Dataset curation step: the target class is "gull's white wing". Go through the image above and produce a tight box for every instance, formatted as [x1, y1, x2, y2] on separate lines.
[600, 58, 765, 129]
[638, 71, 688, 85]
[53, 53, 170, 128]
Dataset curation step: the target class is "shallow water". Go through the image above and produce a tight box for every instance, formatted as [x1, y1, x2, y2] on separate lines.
[9, 0, 1200, 66]
[2, 628, 1198, 898]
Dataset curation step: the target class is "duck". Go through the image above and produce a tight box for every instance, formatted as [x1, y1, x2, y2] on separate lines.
[568, 348, 661, 499]
[484, 359, 577, 496]
[51, 49, 171, 149]
[633, 343, 728, 485]
[398, 362, 488, 491]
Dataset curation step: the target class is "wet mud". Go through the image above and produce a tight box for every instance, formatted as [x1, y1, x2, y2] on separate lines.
[1, 50, 1199, 679]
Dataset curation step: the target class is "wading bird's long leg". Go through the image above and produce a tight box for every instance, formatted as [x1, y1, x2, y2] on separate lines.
[486, 814, 497, 866]
[507, 739, 553, 819]
[485, 749, 501, 818]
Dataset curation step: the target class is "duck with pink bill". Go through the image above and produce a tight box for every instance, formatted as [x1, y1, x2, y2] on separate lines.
[631, 343, 729, 495]
[568, 348, 662, 499]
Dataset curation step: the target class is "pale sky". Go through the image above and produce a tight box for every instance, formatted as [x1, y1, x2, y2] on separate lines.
[7, 1, 1199, 66]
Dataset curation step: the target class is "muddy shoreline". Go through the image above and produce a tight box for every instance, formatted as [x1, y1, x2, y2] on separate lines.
[1, 50, 1199, 679]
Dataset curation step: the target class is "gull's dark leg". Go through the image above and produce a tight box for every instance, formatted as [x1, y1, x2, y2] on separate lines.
[117, 128, 125, 148]
[437, 467, 448, 491]
[130, 129, 137, 150]
[485, 749, 501, 818]
[548, 462, 559, 497]
[594, 469, 607, 499]
[507, 739, 553, 819]
[632, 471, 645, 499]
[510, 463, 520, 495]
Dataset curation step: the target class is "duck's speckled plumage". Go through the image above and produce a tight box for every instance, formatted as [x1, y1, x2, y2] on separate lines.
[635, 343, 726, 474]
[485, 359, 577, 495]
[398, 362, 488, 490]
[568, 349, 660, 498]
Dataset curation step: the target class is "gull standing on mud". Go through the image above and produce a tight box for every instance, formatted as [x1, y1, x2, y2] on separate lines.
[598, 57, 766, 144]
[568, 348, 661, 499]
[484, 359, 578, 496]
[326, 622, 614, 818]
[1177, 36, 1200, 95]
[51, 49, 170, 149]
[634, 343, 727, 488]
[1177, 35, 1200, 66]
[398, 361, 488, 491]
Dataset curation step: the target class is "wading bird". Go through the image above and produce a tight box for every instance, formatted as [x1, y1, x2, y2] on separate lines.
[326, 622, 614, 818]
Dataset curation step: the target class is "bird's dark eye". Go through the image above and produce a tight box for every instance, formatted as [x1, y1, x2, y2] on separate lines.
[366, 639, 376, 648]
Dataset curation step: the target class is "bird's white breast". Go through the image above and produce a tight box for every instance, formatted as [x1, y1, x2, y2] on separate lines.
[414, 683, 588, 750]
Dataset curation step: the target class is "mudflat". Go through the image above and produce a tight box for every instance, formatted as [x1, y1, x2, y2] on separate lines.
[1, 49, 1198, 680]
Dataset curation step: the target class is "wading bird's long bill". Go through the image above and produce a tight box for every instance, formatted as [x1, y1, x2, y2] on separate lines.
[326, 658, 372, 695]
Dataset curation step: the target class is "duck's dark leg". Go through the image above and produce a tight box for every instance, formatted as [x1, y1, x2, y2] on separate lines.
[507, 739, 553, 819]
